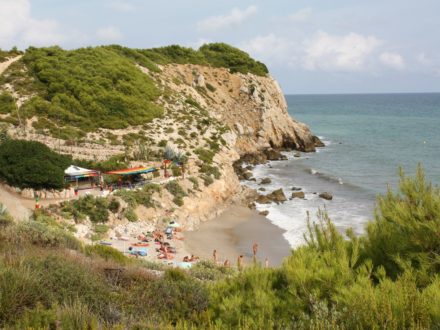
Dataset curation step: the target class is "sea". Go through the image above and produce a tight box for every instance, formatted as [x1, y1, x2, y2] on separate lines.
[243, 93, 440, 247]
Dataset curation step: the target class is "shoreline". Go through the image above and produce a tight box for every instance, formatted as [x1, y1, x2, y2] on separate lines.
[184, 205, 291, 267]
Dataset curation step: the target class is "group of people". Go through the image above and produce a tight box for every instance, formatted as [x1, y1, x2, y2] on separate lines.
[210, 242, 269, 269]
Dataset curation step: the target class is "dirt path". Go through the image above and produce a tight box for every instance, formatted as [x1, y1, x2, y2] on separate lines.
[0, 55, 22, 76]
[0, 186, 32, 221]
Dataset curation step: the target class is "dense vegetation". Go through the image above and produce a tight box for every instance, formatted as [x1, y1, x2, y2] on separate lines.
[0, 43, 267, 138]
[108, 43, 269, 76]
[0, 139, 70, 189]
[20, 46, 162, 131]
[0, 167, 438, 328]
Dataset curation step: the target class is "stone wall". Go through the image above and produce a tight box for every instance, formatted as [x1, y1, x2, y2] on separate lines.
[2, 184, 76, 200]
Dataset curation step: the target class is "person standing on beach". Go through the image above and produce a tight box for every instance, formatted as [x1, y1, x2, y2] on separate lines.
[252, 242, 258, 264]
[237, 255, 244, 271]
[213, 249, 217, 264]
[265, 258, 269, 268]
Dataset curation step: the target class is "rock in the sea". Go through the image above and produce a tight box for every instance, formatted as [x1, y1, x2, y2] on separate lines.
[264, 148, 287, 161]
[291, 191, 305, 199]
[259, 210, 269, 216]
[258, 187, 266, 191]
[260, 177, 272, 184]
[248, 202, 256, 209]
[243, 171, 254, 180]
[291, 187, 301, 191]
[313, 135, 325, 147]
[245, 165, 254, 171]
[256, 195, 272, 204]
[294, 152, 301, 158]
[267, 188, 287, 203]
[319, 192, 333, 200]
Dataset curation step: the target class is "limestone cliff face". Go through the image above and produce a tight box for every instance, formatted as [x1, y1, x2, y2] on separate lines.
[160, 64, 320, 154]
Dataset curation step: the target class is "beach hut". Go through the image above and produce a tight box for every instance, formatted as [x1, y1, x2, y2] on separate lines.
[64, 165, 100, 189]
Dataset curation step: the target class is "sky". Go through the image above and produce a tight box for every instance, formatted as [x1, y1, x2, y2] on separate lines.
[0, 0, 439, 94]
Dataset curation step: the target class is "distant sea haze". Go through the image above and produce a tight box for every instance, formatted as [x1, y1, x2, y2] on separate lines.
[245, 93, 440, 247]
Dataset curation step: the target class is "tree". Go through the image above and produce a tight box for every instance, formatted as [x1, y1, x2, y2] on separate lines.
[0, 140, 70, 189]
[362, 165, 440, 280]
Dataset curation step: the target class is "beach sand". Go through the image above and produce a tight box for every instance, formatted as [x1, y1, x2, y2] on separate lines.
[184, 205, 291, 267]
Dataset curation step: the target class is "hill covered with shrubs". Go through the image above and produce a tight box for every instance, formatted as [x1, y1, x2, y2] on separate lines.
[0, 43, 267, 135]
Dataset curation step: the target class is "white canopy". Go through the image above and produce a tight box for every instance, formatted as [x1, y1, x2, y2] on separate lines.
[64, 165, 96, 176]
[168, 220, 181, 228]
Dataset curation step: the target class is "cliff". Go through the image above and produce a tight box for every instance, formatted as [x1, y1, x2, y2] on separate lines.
[160, 63, 319, 154]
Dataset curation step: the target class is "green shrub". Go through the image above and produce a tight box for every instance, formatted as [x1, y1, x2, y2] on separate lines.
[200, 164, 221, 179]
[124, 207, 138, 222]
[2, 221, 82, 250]
[126, 269, 209, 323]
[189, 261, 235, 281]
[0, 92, 15, 114]
[199, 43, 268, 76]
[206, 83, 216, 92]
[84, 244, 129, 264]
[201, 175, 214, 186]
[108, 198, 120, 213]
[24, 253, 116, 321]
[0, 139, 70, 189]
[138, 43, 268, 76]
[62, 195, 109, 223]
[115, 184, 160, 208]
[363, 165, 440, 281]
[194, 148, 215, 164]
[165, 181, 186, 206]
[188, 177, 199, 190]
[0, 264, 46, 325]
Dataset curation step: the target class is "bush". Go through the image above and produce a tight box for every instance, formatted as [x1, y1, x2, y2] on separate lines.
[115, 184, 160, 208]
[0, 92, 15, 114]
[189, 260, 235, 281]
[363, 165, 440, 281]
[200, 164, 221, 179]
[62, 195, 109, 223]
[194, 148, 215, 164]
[2, 221, 82, 250]
[0, 139, 70, 189]
[84, 244, 129, 264]
[205, 83, 216, 92]
[165, 181, 186, 206]
[201, 175, 214, 186]
[108, 198, 120, 213]
[126, 269, 209, 323]
[124, 207, 138, 222]
[188, 177, 199, 190]
[139, 43, 268, 76]
[0, 264, 46, 325]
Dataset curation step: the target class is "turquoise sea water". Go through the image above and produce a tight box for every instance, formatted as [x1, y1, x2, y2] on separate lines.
[288, 93, 440, 194]
[243, 93, 440, 247]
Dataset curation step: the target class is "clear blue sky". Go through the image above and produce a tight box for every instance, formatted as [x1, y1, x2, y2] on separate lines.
[1, 0, 439, 94]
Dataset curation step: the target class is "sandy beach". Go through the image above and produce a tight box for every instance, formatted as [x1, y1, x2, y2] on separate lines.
[184, 205, 291, 267]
